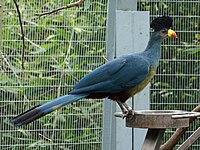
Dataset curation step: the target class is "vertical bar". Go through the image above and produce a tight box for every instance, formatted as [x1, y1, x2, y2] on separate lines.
[131, 12, 150, 150]
[105, 0, 116, 60]
[103, 1, 149, 150]
[116, 11, 149, 150]
[115, 11, 133, 150]
[102, 1, 116, 150]
[116, 1, 137, 150]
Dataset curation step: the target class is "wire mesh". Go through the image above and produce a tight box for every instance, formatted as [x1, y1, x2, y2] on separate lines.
[138, 0, 200, 149]
[1, 0, 200, 149]
[0, 0, 107, 150]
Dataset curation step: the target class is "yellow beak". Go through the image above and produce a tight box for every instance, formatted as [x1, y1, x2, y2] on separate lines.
[168, 29, 177, 38]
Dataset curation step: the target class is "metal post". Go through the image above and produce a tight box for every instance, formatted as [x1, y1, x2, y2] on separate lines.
[102, 1, 116, 150]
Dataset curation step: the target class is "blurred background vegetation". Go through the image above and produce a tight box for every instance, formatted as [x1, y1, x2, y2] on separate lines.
[1, 0, 106, 149]
[0, 0, 200, 150]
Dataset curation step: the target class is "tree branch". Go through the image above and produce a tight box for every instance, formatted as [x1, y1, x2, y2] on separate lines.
[160, 104, 200, 150]
[13, 0, 25, 69]
[36, 0, 84, 17]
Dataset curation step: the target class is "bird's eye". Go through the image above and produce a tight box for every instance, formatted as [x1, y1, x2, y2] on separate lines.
[161, 29, 167, 33]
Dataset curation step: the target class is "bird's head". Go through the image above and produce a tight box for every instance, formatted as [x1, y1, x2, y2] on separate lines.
[151, 16, 177, 39]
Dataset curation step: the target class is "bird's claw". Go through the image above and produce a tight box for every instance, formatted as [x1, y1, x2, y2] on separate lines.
[114, 103, 135, 119]
[122, 109, 134, 119]
[114, 109, 134, 120]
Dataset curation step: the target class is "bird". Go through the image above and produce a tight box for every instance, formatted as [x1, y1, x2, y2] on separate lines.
[11, 16, 177, 126]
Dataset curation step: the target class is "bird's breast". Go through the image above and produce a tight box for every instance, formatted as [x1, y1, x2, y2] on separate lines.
[89, 65, 156, 103]
[126, 65, 156, 97]
[107, 65, 156, 103]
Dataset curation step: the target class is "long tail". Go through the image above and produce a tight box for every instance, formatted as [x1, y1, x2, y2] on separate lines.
[11, 94, 89, 126]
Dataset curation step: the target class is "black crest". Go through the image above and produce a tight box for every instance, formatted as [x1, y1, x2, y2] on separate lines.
[150, 16, 173, 31]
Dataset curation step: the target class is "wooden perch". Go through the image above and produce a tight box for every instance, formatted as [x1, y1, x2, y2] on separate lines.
[160, 104, 200, 150]
[36, 0, 84, 17]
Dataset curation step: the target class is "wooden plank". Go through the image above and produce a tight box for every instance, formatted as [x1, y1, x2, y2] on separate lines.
[142, 129, 165, 150]
[177, 127, 200, 150]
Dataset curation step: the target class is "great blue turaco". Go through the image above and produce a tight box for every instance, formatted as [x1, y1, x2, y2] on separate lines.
[11, 16, 177, 126]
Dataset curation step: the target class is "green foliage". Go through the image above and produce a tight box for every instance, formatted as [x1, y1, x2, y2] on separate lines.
[1, 0, 106, 149]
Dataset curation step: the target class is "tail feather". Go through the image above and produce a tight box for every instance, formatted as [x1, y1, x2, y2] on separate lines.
[11, 94, 88, 126]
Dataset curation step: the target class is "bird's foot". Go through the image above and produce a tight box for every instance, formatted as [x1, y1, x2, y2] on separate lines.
[115, 100, 135, 119]
[114, 107, 134, 119]
[114, 109, 135, 120]
[122, 108, 134, 119]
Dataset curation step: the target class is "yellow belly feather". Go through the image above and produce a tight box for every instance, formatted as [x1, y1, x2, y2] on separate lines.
[127, 65, 156, 96]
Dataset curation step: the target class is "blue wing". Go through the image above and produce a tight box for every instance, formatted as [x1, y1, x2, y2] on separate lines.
[70, 53, 151, 94]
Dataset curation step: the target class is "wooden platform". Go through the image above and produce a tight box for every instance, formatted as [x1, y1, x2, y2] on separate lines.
[114, 110, 200, 150]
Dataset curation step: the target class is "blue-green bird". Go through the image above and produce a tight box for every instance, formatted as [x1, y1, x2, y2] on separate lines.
[11, 16, 177, 126]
